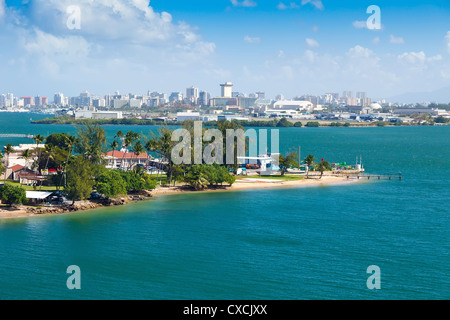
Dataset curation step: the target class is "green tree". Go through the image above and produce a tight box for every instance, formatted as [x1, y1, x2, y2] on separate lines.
[185, 165, 209, 190]
[3, 144, 14, 171]
[305, 122, 320, 127]
[74, 124, 107, 165]
[0, 153, 5, 182]
[33, 134, 45, 173]
[95, 170, 127, 198]
[110, 140, 119, 152]
[435, 116, 449, 124]
[277, 118, 294, 127]
[294, 121, 303, 127]
[0, 184, 27, 206]
[20, 149, 34, 170]
[65, 156, 95, 205]
[304, 154, 316, 178]
[46, 133, 76, 152]
[279, 153, 299, 176]
[316, 161, 332, 179]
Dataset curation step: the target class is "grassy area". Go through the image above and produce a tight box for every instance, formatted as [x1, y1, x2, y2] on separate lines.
[2, 181, 60, 192]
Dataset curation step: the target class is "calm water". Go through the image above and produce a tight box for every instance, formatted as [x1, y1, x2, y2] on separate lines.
[0, 112, 449, 300]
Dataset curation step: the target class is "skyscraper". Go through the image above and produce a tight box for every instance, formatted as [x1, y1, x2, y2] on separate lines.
[199, 91, 211, 106]
[186, 86, 199, 104]
[54, 92, 65, 106]
[220, 82, 233, 98]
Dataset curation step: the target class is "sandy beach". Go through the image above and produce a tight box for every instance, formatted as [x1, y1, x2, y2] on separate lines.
[0, 174, 359, 220]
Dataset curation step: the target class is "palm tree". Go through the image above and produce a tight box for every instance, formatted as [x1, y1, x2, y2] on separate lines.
[110, 140, 119, 152]
[33, 134, 45, 173]
[304, 154, 316, 178]
[59, 135, 76, 189]
[21, 149, 33, 169]
[191, 172, 208, 190]
[121, 131, 140, 171]
[145, 139, 161, 181]
[3, 144, 14, 183]
[40, 144, 56, 191]
[132, 141, 144, 170]
[315, 161, 331, 179]
[279, 153, 299, 176]
[20, 149, 34, 187]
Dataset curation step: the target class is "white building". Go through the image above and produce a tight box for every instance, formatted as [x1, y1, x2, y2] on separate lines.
[221, 82, 233, 98]
[272, 100, 314, 112]
[186, 86, 199, 104]
[177, 112, 201, 122]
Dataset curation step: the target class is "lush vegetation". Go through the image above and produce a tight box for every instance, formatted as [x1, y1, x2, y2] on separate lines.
[184, 164, 236, 190]
[0, 184, 27, 206]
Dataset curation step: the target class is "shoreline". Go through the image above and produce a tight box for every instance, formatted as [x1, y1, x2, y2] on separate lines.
[0, 175, 364, 221]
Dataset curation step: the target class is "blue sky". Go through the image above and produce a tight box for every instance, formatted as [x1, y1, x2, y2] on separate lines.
[1, 0, 450, 102]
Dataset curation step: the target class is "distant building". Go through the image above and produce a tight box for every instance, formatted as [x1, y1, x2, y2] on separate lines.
[186, 86, 199, 104]
[169, 92, 183, 103]
[21, 96, 34, 106]
[255, 91, 265, 99]
[220, 82, 233, 98]
[198, 91, 211, 106]
[272, 100, 314, 112]
[394, 108, 438, 116]
[177, 112, 201, 122]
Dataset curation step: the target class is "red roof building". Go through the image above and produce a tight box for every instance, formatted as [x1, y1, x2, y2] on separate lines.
[103, 150, 148, 170]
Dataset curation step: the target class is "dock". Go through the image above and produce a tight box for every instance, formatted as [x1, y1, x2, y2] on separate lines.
[346, 174, 402, 181]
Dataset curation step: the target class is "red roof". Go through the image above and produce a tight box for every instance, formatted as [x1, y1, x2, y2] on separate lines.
[104, 150, 148, 159]
[9, 165, 24, 172]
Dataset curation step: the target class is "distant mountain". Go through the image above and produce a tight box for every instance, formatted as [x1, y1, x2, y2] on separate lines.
[388, 86, 450, 104]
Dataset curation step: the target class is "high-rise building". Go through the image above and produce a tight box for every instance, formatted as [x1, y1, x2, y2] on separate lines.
[169, 92, 183, 103]
[256, 91, 265, 99]
[343, 91, 353, 98]
[54, 92, 65, 106]
[186, 86, 199, 104]
[198, 91, 211, 106]
[34, 96, 43, 107]
[21, 96, 34, 106]
[356, 92, 367, 99]
[220, 82, 233, 98]
[80, 91, 91, 107]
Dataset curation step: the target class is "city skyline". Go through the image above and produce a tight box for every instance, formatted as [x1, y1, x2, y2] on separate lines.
[1, 1, 450, 102]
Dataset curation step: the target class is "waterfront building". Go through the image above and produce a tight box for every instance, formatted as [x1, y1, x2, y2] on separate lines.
[103, 150, 148, 170]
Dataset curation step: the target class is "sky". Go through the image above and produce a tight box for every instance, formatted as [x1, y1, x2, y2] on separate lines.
[1, 0, 450, 102]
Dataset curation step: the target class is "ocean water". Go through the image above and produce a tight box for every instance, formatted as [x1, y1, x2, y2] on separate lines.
[0, 112, 448, 300]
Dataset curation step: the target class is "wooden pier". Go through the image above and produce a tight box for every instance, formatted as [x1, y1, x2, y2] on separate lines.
[346, 174, 402, 181]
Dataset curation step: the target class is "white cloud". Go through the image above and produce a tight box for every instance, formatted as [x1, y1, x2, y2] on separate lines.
[301, 0, 324, 10]
[352, 21, 367, 29]
[28, 0, 211, 47]
[347, 45, 376, 59]
[398, 51, 442, 66]
[305, 38, 319, 48]
[390, 35, 405, 44]
[445, 31, 450, 53]
[277, 2, 300, 10]
[244, 36, 261, 43]
[373, 37, 380, 44]
[0, 0, 5, 21]
[230, 0, 257, 7]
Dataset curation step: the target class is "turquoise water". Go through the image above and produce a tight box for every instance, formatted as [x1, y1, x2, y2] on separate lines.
[0, 112, 449, 300]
